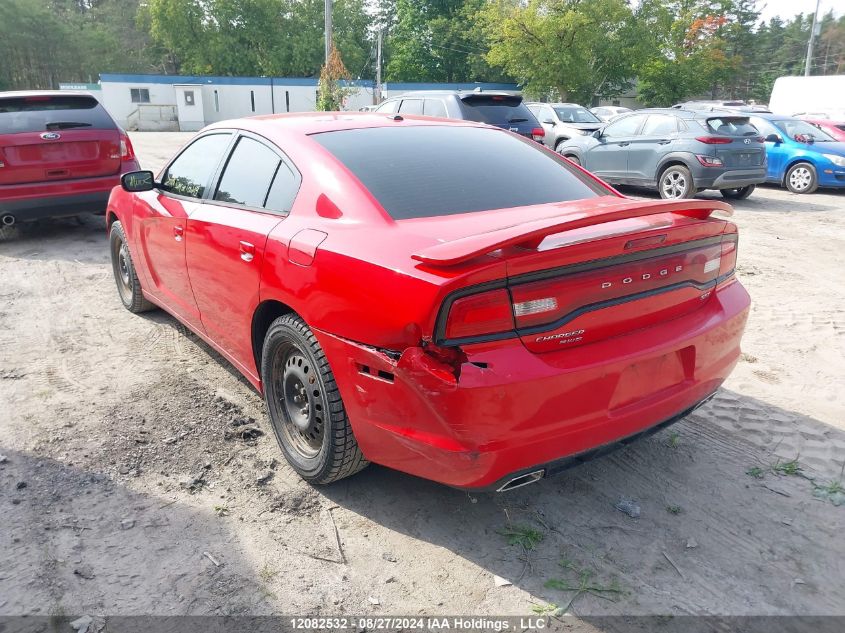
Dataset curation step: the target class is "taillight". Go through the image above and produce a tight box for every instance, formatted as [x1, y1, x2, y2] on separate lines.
[696, 154, 724, 167]
[531, 127, 545, 142]
[444, 288, 514, 340]
[695, 136, 733, 144]
[120, 134, 136, 161]
[719, 236, 738, 279]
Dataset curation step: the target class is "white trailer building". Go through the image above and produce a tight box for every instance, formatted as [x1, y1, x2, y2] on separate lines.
[98, 73, 376, 131]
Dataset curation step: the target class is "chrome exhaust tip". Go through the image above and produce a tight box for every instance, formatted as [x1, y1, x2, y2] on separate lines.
[1, 214, 15, 226]
[496, 469, 545, 492]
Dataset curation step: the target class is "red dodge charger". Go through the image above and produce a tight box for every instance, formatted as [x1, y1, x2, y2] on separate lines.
[107, 113, 750, 491]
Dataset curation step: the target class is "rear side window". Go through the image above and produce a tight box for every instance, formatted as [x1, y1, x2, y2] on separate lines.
[423, 99, 447, 118]
[705, 117, 758, 136]
[0, 95, 115, 134]
[214, 137, 281, 208]
[161, 133, 232, 199]
[312, 126, 607, 220]
[459, 95, 537, 126]
[603, 114, 646, 137]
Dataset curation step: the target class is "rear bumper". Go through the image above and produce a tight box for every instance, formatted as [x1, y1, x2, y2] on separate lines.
[0, 160, 139, 221]
[694, 167, 767, 189]
[315, 280, 751, 489]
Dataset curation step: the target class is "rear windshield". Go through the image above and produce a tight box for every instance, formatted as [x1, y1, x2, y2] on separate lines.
[459, 95, 538, 126]
[312, 125, 607, 220]
[0, 95, 115, 134]
[705, 117, 758, 136]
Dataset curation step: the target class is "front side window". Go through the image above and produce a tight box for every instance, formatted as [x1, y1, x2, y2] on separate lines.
[131, 88, 150, 104]
[160, 133, 232, 199]
[312, 125, 608, 220]
[603, 114, 646, 137]
[214, 137, 281, 208]
[376, 100, 399, 113]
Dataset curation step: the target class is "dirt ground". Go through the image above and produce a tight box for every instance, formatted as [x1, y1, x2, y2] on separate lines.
[1, 131, 844, 622]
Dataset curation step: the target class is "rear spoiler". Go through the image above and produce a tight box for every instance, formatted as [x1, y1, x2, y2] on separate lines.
[411, 199, 733, 267]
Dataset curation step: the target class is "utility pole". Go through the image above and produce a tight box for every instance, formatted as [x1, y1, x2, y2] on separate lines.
[375, 29, 383, 105]
[804, 0, 821, 76]
[324, 0, 333, 64]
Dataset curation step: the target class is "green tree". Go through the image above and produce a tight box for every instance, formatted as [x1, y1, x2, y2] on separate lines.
[385, 0, 505, 83]
[482, 0, 645, 103]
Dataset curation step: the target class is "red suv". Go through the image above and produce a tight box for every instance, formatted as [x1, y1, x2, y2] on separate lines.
[0, 91, 140, 226]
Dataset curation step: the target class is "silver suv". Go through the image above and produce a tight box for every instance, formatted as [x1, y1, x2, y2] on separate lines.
[557, 108, 767, 199]
[526, 102, 603, 151]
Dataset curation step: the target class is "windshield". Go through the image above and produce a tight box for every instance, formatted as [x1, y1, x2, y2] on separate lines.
[774, 119, 836, 142]
[312, 125, 607, 220]
[554, 106, 600, 123]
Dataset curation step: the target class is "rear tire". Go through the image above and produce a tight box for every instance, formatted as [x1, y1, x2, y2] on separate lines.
[261, 314, 368, 484]
[565, 154, 581, 166]
[109, 220, 155, 313]
[720, 185, 756, 200]
[658, 165, 695, 199]
[785, 162, 818, 194]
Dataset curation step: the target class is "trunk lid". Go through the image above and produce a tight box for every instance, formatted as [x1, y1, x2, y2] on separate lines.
[419, 198, 736, 352]
[0, 94, 121, 185]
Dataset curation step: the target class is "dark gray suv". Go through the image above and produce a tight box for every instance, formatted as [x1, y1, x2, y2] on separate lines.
[558, 108, 767, 199]
[374, 90, 545, 142]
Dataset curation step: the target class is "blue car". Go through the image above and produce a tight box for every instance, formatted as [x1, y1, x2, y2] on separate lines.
[747, 113, 845, 194]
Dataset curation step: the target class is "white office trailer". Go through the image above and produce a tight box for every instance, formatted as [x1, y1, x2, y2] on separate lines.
[97, 73, 377, 131]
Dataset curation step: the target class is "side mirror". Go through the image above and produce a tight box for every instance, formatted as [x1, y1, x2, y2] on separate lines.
[121, 170, 155, 192]
[765, 133, 782, 144]
[542, 118, 556, 125]
[592, 129, 604, 139]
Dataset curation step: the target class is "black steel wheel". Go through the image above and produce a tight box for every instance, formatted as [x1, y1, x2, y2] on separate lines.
[261, 314, 367, 484]
[109, 220, 155, 313]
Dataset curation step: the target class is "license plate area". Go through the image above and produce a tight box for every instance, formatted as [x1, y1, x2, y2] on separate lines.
[609, 347, 694, 411]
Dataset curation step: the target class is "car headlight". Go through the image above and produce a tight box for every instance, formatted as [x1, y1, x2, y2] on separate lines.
[823, 153, 845, 167]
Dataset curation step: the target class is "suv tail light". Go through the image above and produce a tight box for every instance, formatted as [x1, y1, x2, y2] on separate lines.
[531, 127, 545, 142]
[696, 154, 724, 167]
[444, 288, 514, 340]
[695, 136, 733, 144]
[719, 236, 738, 279]
[120, 133, 136, 161]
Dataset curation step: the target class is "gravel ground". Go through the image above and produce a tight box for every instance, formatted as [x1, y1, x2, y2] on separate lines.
[0, 131, 843, 622]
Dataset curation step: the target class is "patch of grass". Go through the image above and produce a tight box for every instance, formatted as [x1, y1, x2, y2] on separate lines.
[499, 524, 544, 551]
[666, 504, 682, 515]
[213, 504, 229, 517]
[544, 560, 625, 613]
[259, 563, 278, 583]
[531, 603, 560, 616]
[666, 431, 680, 448]
[772, 458, 803, 477]
[746, 466, 766, 479]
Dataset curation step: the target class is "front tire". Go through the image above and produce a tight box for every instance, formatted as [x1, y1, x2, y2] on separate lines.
[109, 220, 155, 313]
[564, 154, 581, 166]
[658, 165, 695, 199]
[261, 314, 368, 484]
[785, 162, 818, 194]
[720, 184, 756, 200]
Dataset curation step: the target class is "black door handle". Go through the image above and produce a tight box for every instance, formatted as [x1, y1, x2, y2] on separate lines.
[618, 142, 630, 147]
